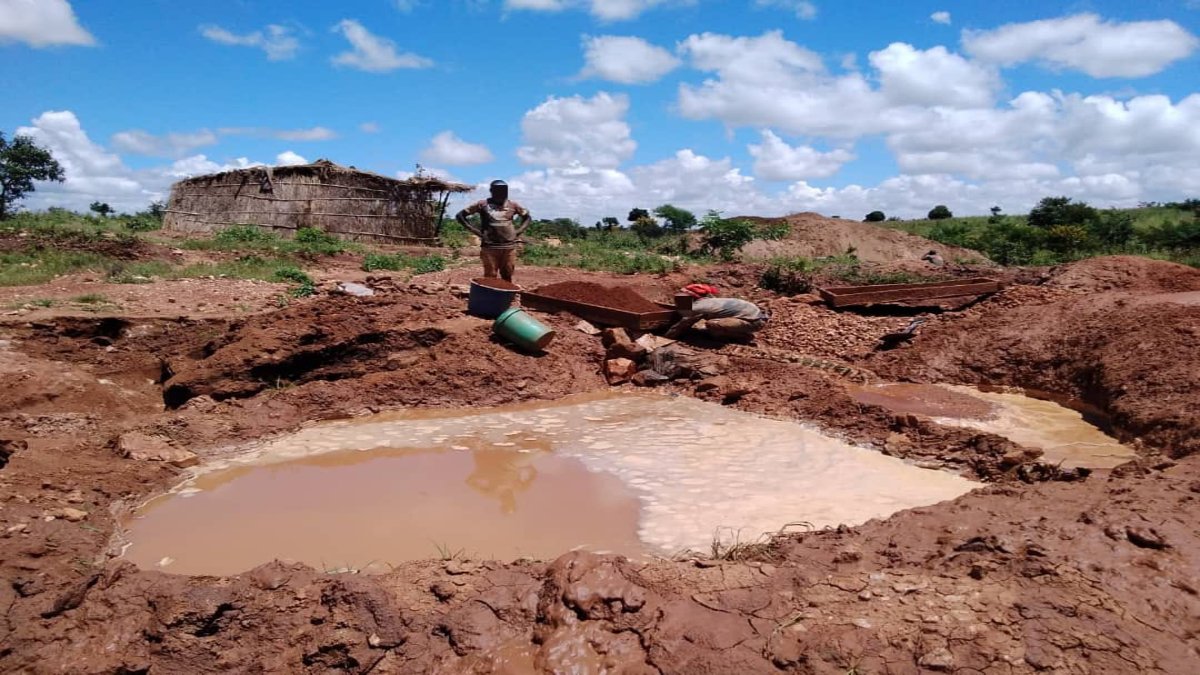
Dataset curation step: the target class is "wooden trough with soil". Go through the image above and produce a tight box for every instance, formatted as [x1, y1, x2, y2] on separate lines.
[522, 281, 678, 331]
[819, 277, 1002, 308]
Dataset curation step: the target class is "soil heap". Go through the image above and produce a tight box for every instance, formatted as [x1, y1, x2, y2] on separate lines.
[738, 212, 986, 263]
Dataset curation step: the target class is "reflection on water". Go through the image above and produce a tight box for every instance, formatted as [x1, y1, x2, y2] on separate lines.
[852, 382, 1136, 469]
[122, 392, 980, 574]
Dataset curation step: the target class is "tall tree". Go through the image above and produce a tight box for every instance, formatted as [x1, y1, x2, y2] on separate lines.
[653, 204, 697, 233]
[627, 208, 650, 222]
[0, 132, 64, 219]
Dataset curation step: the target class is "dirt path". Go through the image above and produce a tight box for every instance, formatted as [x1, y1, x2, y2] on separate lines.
[0, 258, 1198, 673]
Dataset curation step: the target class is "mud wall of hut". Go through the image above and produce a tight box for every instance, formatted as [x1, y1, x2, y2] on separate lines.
[164, 170, 448, 244]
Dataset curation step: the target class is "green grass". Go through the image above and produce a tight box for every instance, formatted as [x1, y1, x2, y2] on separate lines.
[181, 224, 351, 257]
[0, 249, 118, 286]
[362, 252, 447, 273]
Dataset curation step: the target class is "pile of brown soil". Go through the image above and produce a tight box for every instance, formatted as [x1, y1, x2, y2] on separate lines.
[533, 281, 662, 313]
[737, 212, 988, 264]
[1047, 255, 1200, 293]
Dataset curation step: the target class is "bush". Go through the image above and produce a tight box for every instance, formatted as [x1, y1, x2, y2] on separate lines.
[293, 227, 345, 256]
[928, 220, 972, 247]
[438, 219, 471, 249]
[214, 224, 277, 246]
[271, 266, 316, 297]
[700, 211, 755, 261]
[1139, 218, 1200, 250]
[1089, 210, 1135, 248]
[864, 210, 886, 222]
[927, 205, 953, 220]
[759, 257, 815, 295]
[753, 220, 790, 241]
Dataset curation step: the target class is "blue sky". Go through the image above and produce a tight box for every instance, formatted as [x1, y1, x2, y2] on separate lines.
[2, 0, 1198, 222]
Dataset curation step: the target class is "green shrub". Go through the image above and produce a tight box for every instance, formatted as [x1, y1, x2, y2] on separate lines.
[271, 266, 316, 297]
[293, 227, 345, 256]
[213, 224, 278, 246]
[438, 219, 471, 249]
[864, 210, 886, 222]
[700, 211, 755, 261]
[759, 257, 816, 295]
[753, 220, 790, 241]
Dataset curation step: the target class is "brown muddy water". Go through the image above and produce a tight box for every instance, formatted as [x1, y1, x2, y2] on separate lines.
[120, 393, 980, 575]
[850, 383, 1136, 469]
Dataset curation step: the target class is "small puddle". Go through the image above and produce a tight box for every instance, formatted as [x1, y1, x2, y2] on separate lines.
[121, 393, 979, 574]
[851, 383, 1136, 469]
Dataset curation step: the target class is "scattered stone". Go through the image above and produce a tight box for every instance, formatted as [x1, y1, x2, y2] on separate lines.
[117, 432, 199, 468]
[65, 491, 85, 504]
[834, 547, 863, 564]
[631, 370, 670, 387]
[851, 617, 872, 629]
[858, 590, 873, 601]
[695, 376, 731, 394]
[634, 334, 675, 352]
[574, 320, 601, 335]
[56, 508, 88, 522]
[1, 438, 27, 469]
[430, 581, 457, 601]
[601, 328, 646, 361]
[1126, 526, 1168, 550]
[444, 560, 478, 576]
[336, 282, 375, 297]
[604, 358, 638, 385]
[6, 523, 29, 534]
[919, 646, 955, 671]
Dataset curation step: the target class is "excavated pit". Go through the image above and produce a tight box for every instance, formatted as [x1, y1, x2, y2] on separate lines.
[119, 392, 980, 575]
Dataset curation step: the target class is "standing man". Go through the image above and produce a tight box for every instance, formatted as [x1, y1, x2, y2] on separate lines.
[665, 284, 770, 343]
[455, 180, 531, 282]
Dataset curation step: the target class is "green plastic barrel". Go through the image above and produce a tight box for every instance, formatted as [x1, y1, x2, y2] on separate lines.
[494, 308, 556, 351]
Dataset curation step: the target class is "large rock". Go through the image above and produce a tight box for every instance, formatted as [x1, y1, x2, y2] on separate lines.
[604, 358, 638, 384]
[117, 432, 198, 468]
[602, 328, 647, 362]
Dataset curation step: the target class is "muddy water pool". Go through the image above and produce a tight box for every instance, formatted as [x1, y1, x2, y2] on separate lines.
[121, 393, 979, 574]
[850, 383, 1136, 469]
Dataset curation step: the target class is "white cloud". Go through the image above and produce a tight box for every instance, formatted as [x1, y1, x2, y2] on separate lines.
[755, 0, 817, 20]
[199, 24, 299, 61]
[870, 43, 999, 108]
[748, 130, 854, 180]
[579, 35, 680, 84]
[217, 126, 338, 141]
[504, 0, 692, 21]
[331, 19, 433, 72]
[517, 92, 637, 169]
[963, 13, 1199, 78]
[275, 151, 308, 166]
[0, 0, 94, 47]
[359, 121, 381, 133]
[393, 0, 422, 11]
[274, 127, 337, 141]
[420, 131, 495, 166]
[111, 129, 219, 158]
[930, 11, 951, 25]
[678, 31, 892, 137]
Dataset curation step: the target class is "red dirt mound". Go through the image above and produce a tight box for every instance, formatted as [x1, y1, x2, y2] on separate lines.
[737, 212, 988, 264]
[1046, 255, 1200, 293]
[533, 281, 662, 313]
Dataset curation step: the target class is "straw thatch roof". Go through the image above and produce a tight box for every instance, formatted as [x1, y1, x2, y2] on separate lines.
[164, 159, 473, 244]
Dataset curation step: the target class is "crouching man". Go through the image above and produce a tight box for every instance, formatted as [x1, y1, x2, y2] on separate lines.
[665, 284, 769, 342]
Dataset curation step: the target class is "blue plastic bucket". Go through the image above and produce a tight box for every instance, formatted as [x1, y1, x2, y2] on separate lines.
[494, 308, 556, 352]
[468, 278, 519, 318]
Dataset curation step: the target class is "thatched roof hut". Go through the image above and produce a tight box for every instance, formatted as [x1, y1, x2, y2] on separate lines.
[164, 159, 473, 244]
